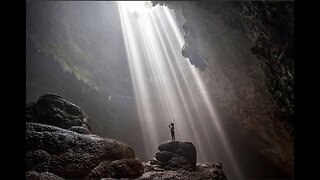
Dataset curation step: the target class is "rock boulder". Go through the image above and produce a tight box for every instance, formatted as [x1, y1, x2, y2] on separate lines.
[26, 93, 90, 130]
[154, 141, 197, 171]
[26, 94, 143, 179]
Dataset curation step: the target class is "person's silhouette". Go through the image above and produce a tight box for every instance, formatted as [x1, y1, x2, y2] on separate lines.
[168, 122, 175, 141]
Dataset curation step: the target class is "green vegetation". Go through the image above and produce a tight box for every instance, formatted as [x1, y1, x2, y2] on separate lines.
[39, 40, 99, 91]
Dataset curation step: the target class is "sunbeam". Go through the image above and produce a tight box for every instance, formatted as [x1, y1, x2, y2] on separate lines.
[117, 1, 243, 179]
[25, 0, 294, 179]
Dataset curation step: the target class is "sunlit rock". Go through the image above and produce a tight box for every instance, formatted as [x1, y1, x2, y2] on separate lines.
[68, 125, 90, 134]
[26, 171, 64, 180]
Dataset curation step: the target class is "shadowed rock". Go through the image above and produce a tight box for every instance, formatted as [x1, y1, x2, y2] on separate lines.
[109, 159, 144, 178]
[155, 151, 176, 162]
[26, 150, 51, 172]
[26, 93, 90, 130]
[154, 141, 197, 171]
[85, 159, 144, 179]
[26, 122, 136, 179]
[26, 94, 143, 179]
[85, 161, 112, 179]
[143, 141, 227, 179]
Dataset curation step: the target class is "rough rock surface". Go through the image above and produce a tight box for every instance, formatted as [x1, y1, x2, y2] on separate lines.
[149, 141, 197, 171]
[26, 94, 143, 179]
[68, 125, 91, 134]
[142, 142, 227, 180]
[26, 171, 64, 180]
[85, 159, 144, 179]
[26, 93, 91, 130]
[152, 141, 197, 171]
[139, 163, 227, 180]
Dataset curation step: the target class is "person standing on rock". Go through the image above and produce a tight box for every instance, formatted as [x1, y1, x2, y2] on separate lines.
[169, 122, 175, 141]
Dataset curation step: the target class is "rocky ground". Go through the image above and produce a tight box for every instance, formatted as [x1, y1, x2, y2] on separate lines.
[140, 141, 226, 180]
[139, 163, 226, 180]
[26, 94, 227, 179]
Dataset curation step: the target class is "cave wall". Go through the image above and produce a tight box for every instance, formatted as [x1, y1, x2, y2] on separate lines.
[26, 1, 149, 159]
[26, 1, 294, 178]
[152, 0, 294, 177]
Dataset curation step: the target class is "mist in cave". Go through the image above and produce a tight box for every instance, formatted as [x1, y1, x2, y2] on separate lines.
[118, 1, 242, 178]
[26, 1, 294, 179]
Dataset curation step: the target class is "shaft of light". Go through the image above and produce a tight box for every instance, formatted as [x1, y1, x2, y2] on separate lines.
[117, 1, 242, 179]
